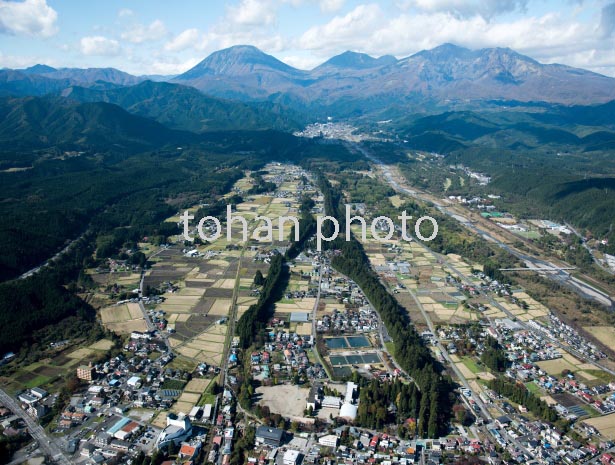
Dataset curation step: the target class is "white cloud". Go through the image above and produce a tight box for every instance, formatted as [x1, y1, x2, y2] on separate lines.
[0, 50, 56, 69]
[319, 0, 345, 13]
[164, 28, 203, 52]
[118, 8, 134, 18]
[299, 4, 384, 50]
[299, 5, 594, 59]
[122, 19, 167, 43]
[143, 57, 202, 75]
[280, 54, 323, 69]
[404, 0, 528, 20]
[80, 36, 121, 56]
[227, 0, 276, 26]
[0, 0, 57, 37]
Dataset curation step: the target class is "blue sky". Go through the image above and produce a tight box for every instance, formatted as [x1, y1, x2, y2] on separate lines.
[1, 0, 614, 76]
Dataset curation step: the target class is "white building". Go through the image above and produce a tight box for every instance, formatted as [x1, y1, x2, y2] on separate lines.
[339, 403, 358, 421]
[127, 376, 141, 388]
[156, 413, 192, 450]
[189, 406, 201, 421]
[283, 450, 301, 465]
[202, 404, 213, 421]
[318, 434, 339, 448]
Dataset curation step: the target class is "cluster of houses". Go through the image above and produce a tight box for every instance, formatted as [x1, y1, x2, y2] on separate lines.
[243, 331, 327, 381]
[208, 389, 238, 465]
[493, 322, 565, 364]
[69, 350, 196, 427]
[529, 315, 607, 361]
[0, 405, 28, 439]
[486, 411, 614, 464]
[316, 307, 380, 334]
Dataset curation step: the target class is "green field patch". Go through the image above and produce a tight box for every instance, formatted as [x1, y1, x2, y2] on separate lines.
[525, 382, 542, 395]
[24, 374, 52, 389]
[461, 357, 482, 374]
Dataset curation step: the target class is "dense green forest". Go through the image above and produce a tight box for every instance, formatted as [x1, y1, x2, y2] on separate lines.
[236, 253, 289, 348]
[480, 336, 508, 373]
[356, 378, 423, 433]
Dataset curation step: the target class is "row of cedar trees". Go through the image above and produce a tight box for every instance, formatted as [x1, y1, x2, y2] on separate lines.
[235, 193, 316, 350]
[316, 173, 456, 438]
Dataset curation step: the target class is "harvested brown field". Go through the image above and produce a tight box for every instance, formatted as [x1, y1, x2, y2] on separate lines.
[584, 413, 615, 439]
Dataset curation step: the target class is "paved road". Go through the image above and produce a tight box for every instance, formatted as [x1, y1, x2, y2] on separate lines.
[310, 262, 333, 380]
[18, 232, 87, 280]
[0, 388, 71, 465]
[138, 247, 172, 353]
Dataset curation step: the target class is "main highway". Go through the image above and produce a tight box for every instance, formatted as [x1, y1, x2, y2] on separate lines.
[350, 143, 614, 309]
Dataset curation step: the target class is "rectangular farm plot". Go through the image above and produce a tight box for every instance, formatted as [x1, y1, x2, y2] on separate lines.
[171, 401, 194, 414]
[105, 320, 148, 334]
[192, 340, 225, 353]
[177, 346, 201, 359]
[537, 358, 579, 376]
[198, 352, 223, 365]
[100, 304, 131, 324]
[178, 287, 207, 297]
[582, 326, 615, 350]
[88, 339, 115, 351]
[194, 333, 226, 343]
[208, 299, 231, 316]
[184, 378, 211, 394]
[584, 413, 615, 439]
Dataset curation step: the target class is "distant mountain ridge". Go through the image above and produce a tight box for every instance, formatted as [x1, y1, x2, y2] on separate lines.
[172, 44, 615, 109]
[2, 43, 615, 120]
[61, 80, 303, 132]
[17, 64, 144, 86]
[0, 96, 193, 150]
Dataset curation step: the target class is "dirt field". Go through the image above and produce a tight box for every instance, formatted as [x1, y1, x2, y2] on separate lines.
[105, 319, 148, 334]
[100, 303, 146, 334]
[256, 384, 309, 418]
[584, 413, 615, 439]
[100, 304, 130, 323]
[89, 339, 114, 351]
[583, 326, 615, 351]
[536, 358, 578, 376]
[184, 378, 211, 394]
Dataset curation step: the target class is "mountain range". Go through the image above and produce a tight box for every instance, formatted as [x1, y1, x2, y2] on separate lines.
[171, 44, 615, 110]
[2, 43, 614, 122]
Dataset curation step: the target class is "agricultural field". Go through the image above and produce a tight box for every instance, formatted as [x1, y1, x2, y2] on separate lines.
[0, 339, 115, 393]
[536, 355, 581, 377]
[100, 303, 147, 334]
[146, 164, 311, 377]
[354, 228, 481, 326]
[584, 413, 615, 439]
[582, 326, 615, 352]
